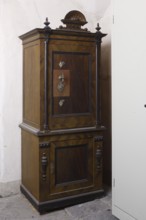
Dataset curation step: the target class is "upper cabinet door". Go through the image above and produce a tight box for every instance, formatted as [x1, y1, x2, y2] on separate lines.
[112, 0, 146, 220]
[49, 38, 97, 130]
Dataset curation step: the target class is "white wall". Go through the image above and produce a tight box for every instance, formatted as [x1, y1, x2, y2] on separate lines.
[0, 0, 111, 194]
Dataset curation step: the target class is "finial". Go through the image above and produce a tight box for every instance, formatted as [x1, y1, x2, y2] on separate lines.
[96, 23, 101, 32]
[44, 17, 51, 29]
[95, 23, 107, 43]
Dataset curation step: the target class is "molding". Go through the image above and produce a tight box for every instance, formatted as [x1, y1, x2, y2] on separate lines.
[19, 123, 40, 135]
[21, 184, 104, 213]
[20, 122, 105, 136]
[39, 142, 50, 148]
[94, 136, 103, 142]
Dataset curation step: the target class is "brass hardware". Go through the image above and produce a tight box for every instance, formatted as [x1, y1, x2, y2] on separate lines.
[59, 61, 65, 68]
[59, 99, 65, 107]
[53, 69, 70, 97]
[57, 73, 65, 92]
[41, 153, 48, 181]
[58, 73, 64, 81]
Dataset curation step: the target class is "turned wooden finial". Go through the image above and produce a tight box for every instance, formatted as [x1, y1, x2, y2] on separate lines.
[44, 17, 51, 29]
[95, 23, 107, 43]
[96, 23, 101, 32]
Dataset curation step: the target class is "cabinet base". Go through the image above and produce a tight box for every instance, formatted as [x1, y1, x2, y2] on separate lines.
[20, 184, 104, 214]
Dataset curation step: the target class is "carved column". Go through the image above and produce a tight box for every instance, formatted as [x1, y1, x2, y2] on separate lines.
[95, 24, 107, 126]
[44, 18, 52, 131]
[41, 153, 48, 181]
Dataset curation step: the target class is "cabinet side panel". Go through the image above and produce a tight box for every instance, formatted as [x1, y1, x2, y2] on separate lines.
[23, 41, 40, 128]
[21, 130, 40, 200]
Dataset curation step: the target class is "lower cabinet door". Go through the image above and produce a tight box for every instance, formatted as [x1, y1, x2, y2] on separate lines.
[49, 138, 94, 196]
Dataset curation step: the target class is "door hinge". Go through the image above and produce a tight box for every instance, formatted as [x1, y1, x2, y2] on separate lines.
[113, 15, 115, 24]
[113, 178, 115, 187]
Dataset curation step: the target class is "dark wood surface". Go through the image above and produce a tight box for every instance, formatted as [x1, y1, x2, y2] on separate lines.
[52, 52, 90, 115]
[20, 11, 107, 212]
[101, 44, 111, 185]
[21, 130, 103, 202]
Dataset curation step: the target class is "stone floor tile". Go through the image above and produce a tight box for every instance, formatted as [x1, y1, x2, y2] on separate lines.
[37, 210, 76, 220]
[0, 189, 115, 220]
[100, 194, 112, 208]
[65, 198, 108, 219]
[81, 209, 118, 220]
[0, 194, 39, 219]
[0, 194, 76, 220]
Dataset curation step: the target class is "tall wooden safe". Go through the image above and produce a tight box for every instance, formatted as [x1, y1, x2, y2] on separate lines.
[19, 10, 106, 213]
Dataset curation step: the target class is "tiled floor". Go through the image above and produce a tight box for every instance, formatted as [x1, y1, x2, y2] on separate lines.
[0, 189, 118, 220]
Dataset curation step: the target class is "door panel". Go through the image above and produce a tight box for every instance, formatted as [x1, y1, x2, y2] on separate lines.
[55, 144, 88, 184]
[50, 139, 94, 196]
[49, 42, 96, 130]
[52, 52, 90, 115]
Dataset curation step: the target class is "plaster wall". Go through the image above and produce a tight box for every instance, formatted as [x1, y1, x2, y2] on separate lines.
[0, 0, 111, 196]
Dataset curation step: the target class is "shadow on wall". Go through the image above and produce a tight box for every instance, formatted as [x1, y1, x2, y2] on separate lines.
[101, 42, 111, 186]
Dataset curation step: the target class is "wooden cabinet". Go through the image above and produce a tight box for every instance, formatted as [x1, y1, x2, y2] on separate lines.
[19, 10, 106, 213]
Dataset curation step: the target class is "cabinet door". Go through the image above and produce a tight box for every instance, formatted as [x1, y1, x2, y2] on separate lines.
[49, 41, 97, 130]
[49, 138, 94, 196]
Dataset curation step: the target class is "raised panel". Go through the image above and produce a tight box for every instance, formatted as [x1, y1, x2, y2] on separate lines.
[49, 44, 96, 130]
[55, 144, 88, 184]
[52, 52, 91, 115]
[50, 139, 94, 195]
[23, 42, 40, 128]
[21, 131, 40, 200]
